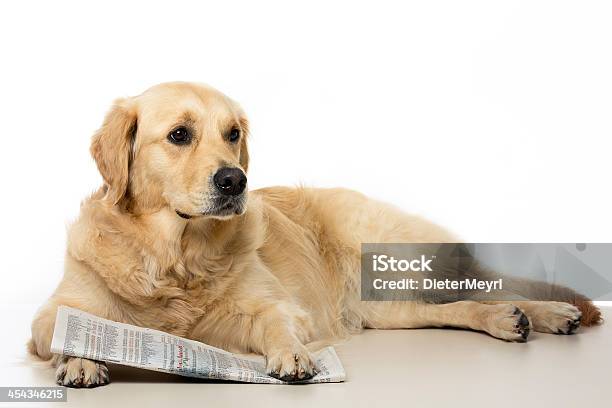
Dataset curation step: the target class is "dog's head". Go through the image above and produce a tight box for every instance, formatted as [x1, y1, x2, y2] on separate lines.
[91, 82, 249, 219]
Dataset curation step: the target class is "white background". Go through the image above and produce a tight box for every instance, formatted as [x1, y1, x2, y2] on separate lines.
[0, 0, 611, 310]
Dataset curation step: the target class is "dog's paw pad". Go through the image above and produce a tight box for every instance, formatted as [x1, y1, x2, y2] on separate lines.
[266, 349, 317, 382]
[56, 357, 110, 388]
[511, 310, 531, 341]
[565, 317, 582, 334]
[487, 305, 531, 342]
[530, 302, 582, 334]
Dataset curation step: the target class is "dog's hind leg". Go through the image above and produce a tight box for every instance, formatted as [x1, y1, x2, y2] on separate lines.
[362, 300, 531, 342]
[479, 301, 583, 335]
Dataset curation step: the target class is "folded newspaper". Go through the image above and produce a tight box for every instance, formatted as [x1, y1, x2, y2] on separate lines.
[50, 306, 345, 384]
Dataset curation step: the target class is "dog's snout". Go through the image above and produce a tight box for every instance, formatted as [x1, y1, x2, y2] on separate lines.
[213, 167, 247, 196]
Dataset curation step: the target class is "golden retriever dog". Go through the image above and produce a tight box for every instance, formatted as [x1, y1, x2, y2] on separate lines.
[29, 82, 601, 387]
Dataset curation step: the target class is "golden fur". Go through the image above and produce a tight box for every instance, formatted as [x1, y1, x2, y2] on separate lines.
[29, 82, 601, 387]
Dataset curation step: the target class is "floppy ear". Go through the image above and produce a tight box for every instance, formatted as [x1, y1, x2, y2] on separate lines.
[90, 98, 137, 205]
[238, 116, 250, 172]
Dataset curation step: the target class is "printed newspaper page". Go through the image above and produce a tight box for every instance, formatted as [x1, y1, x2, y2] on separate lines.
[50, 306, 346, 384]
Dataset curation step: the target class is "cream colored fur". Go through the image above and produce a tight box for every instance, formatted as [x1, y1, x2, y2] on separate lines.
[29, 82, 598, 387]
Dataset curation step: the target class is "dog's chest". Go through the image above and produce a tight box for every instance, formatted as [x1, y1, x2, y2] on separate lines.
[135, 252, 235, 334]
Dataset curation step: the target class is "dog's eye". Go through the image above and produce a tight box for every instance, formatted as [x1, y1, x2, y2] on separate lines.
[228, 128, 240, 143]
[168, 127, 192, 145]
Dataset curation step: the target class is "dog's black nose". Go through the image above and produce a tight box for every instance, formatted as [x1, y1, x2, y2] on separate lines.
[213, 167, 247, 196]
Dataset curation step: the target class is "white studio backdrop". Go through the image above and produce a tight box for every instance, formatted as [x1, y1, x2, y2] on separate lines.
[0, 0, 611, 307]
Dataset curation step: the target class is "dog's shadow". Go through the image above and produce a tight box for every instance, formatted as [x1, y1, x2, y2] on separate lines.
[106, 363, 235, 384]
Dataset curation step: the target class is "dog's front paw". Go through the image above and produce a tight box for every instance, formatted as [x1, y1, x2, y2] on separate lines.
[56, 356, 110, 388]
[266, 346, 317, 382]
